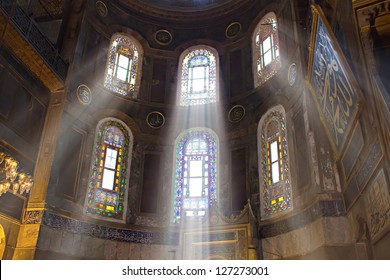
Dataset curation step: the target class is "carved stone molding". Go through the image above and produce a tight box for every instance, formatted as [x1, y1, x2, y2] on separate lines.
[24, 210, 44, 224]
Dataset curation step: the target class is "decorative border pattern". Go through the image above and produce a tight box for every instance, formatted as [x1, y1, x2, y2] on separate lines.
[307, 5, 361, 154]
[42, 212, 179, 245]
[356, 141, 382, 187]
[365, 169, 390, 242]
[259, 199, 345, 238]
[24, 210, 44, 224]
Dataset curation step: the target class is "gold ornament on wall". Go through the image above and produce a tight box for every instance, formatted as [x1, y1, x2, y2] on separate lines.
[146, 111, 165, 129]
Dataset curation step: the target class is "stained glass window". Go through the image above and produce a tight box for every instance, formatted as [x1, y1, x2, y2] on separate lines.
[172, 128, 218, 223]
[179, 46, 218, 106]
[85, 118, 133, 221]
[252, 12, 280, 88]
[104, 34, 143, 98]
[258, 105, 292, 219]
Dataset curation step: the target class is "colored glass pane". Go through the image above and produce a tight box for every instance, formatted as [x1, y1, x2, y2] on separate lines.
[172, 128, 218, 223]
[258, 106, 292, 218]
[85, 119, 132, 221]
[104, 34, 143, 98]
[253, 12, 280, 87]
[179, 47, 218, 106]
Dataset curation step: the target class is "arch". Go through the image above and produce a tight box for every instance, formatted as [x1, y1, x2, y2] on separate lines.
[104, 33, 144, 98]
[172, 127, 219, 223]
[177, 45, 219, 106]
[257, 105, 292, 219]
[84, 118, 134, 222]
[252, 12, 281, 88]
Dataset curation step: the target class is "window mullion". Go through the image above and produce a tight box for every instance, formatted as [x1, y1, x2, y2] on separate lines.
[114, 53, 120, 78]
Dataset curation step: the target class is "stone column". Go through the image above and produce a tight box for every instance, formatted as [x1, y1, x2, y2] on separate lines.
[12, 91, 66, 260]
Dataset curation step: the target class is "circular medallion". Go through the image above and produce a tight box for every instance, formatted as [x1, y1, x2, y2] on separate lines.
[95, 1, 108, 17]
[225, 22, 241, 39]
[76, 84, 92, 105]
[288, 63, 297, 86]
[146, 111, 165, 129]
[154, 30, 172, 46]
[228, 105, 245, 123]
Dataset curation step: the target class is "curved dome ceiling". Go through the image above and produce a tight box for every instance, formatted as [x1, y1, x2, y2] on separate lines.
[136, 0, 238, 11]
[118, 0, 254, 21]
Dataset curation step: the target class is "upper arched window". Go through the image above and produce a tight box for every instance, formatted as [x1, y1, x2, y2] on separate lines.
[178, 46, 219, 106]
[257, 105, 292, 219]
[172, 128, 218, 223]
[252, 12, 280, 88]
[85, 118, 133, 222]
[104, 34, 143, 98]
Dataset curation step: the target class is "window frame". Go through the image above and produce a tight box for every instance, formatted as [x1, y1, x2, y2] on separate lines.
[104, 33, 143, 98]
[84, 118, 133, 222]
[257, 105, 292, 220]
[252, 12, 281, 88]
[177, 45, 219, 106]
[172, 128, 219, 223]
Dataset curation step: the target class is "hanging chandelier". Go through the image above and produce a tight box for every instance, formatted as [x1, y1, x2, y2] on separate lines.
[0, 152, 33, 196]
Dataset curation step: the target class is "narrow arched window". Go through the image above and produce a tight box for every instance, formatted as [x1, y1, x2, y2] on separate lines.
[85, 118, 133, 222]
[252, 12, 280, 88]
[104, 34, 143, 97]
[172, 128, 218, 223]
[258, 105, 292, 219]
[178, 46, 218, 106]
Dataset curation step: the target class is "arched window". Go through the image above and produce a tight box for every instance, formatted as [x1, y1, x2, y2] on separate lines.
[252, 12, 280, 88]
[104, 34, 143, 97]
[258, 105, 292, 219]
[85, 118, 133, 221]
[178, 46, 218, 106]
[172, 128, 218, 223]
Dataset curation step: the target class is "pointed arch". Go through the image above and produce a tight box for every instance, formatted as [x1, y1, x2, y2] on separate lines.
[172, 128, 219, 223]
[252, 12, 281, 88]
[257, 105, 292, 219]
[104, 33, 143, 97]
[178, 46, 219, 106]
[85, 118, 133, 222]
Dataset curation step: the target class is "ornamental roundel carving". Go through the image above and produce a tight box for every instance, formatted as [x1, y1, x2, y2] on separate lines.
[225, 22, 241, 39]
[95, 1, 108, 17]
[154, 30, 173, 46]
[228, 105, 245, 123]
[287, 63, 297, 86]
[146, 111, 165, 129]
[76, 84, 92, 105]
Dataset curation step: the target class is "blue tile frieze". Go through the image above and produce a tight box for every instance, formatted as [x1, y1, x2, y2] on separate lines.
[42, 212, 179, 245]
